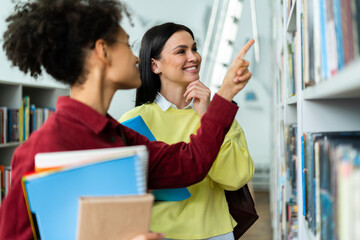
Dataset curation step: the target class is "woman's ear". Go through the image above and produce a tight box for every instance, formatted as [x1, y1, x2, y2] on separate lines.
[151, 58, 160, 74]
[94, 39, 111, 64]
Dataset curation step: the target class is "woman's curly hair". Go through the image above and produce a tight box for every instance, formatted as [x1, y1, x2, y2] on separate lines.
[2, 0, 130, 85]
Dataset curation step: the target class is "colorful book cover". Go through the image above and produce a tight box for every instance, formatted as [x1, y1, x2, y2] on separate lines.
[121, 115, 191, 201]
[23, 148, 148, 240]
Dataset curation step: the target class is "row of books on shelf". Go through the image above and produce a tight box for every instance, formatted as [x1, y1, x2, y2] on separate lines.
[0, 165, 11, 206]
[281, 125, 360, 239]
[283, 124, 299, 240]
[0, 96, 55, 144]
[302, 131, 360, 240]
[302, 0, 360, 87]
[302, 0, 360, 86]
[280, 0, 360, 100]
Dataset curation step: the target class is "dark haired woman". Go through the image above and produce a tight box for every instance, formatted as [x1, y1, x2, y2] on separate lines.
[120, 23, 255, 240]
[0, 1, 252, 239]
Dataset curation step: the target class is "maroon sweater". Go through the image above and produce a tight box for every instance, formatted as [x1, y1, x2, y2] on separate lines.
[0, 94, 237, 239]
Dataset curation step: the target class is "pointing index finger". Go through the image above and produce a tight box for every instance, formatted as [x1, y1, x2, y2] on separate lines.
[236, 39, 255, 59]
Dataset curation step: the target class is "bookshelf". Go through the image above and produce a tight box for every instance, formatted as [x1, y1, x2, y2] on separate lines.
[0, 80, 69, 157]
[272, 0, 360, 239]
[0, 79, 69, 202]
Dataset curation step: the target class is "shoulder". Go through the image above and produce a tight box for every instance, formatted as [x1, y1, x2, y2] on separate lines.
[231, 119, 243, 130]
[227, 119, 245, 135]
[119, 103, 159, 122]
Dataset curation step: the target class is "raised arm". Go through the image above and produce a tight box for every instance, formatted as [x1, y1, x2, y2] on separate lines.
[217, 39, 255, 101]
[184, 39, 255, 117]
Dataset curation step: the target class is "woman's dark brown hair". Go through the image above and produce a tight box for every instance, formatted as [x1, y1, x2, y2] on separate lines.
[135, 22, 194, 106]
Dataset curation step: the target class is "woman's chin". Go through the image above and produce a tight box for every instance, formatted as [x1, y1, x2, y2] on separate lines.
[188, 77, 200, 82]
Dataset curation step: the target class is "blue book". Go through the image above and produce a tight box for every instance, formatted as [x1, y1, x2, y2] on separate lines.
[121, 115, 156, 141]
[121, 115, 191, 202]
[301, 135, 306, 216]
[333, 0, 345, 70]
[319, 0, 328, 80]
[23, 147, 147, 240]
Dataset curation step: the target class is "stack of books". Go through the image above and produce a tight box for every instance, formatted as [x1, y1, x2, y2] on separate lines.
[22, 145, 152, 240]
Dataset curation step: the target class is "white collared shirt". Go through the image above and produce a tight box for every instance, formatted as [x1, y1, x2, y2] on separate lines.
[155, 92, 194, 112]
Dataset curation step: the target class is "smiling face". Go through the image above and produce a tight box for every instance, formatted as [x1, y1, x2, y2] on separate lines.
[106, 27, 141, 89]
[152, 30, 202, 87]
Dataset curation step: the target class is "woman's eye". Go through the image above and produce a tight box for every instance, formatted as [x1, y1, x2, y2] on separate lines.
[192, 47, 198, 52]
[176, 49, 185, 54]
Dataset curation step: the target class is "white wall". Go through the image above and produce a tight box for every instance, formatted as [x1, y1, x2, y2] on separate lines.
[0, 1, 69, 87]
[231, 0, 273, 169]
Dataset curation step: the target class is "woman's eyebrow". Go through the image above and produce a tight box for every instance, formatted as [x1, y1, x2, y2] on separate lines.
[172, 44, 188, 50]
[172, 42, 196, 50]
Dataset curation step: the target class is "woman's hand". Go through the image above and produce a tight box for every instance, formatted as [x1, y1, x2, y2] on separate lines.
[183, 80, 211, 117]
[131, 232, 165, 240]
[218, 39, 255, 102]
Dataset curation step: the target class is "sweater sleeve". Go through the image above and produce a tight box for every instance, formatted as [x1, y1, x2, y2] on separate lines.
[207, 120, 255, 190]
[122, 94, 238, 189]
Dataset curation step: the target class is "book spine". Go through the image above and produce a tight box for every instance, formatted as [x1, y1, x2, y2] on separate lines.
[333, 0, 345, 70]
[23, 96, 30, 141]
[0, 109, 3, 144]
[19, 106, 24, 142]
[319, 0, 328, 80]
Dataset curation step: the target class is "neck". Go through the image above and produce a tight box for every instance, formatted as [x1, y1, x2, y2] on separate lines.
[160, 80, 188, 109]
[70, 67, 115, 116]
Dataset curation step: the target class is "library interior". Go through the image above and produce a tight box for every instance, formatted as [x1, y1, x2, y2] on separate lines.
[0, 0, 359, 239]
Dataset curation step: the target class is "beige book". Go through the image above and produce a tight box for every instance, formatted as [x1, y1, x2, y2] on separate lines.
[77, 193, 154, 240]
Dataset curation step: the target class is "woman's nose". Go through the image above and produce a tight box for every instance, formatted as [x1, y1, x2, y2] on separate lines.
[187, 51, 198, 62]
